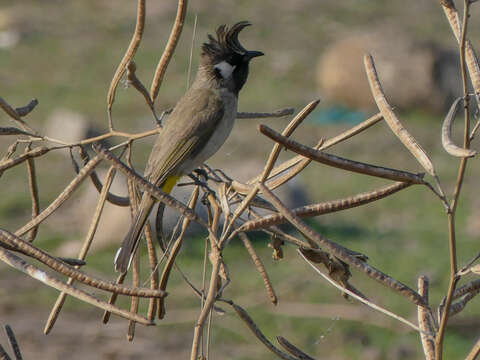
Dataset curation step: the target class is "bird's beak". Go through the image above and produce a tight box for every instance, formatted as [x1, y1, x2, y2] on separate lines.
[244, 50, 264, 61]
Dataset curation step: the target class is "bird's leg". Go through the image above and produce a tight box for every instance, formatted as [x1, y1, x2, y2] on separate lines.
[188, 169, 212, 190]
[192, 169, 220, 206]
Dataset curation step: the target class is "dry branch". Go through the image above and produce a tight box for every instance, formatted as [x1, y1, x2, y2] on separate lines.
[126, 61, 158, 122]
[0, 341, 11, 360]
[44, 166, 118, 334]
[276, 336, 317, 360]
[439, 0, 480, 97]
[237, 107, 295, 119]
[223, 300, 300, 360]
[236, 181, 412, 233]
[107, 0, 146, 124]
[25, 144, 40, 242]
[15, 154, 102, 237]
[320, 112, 384, 150]
[260, 124, 425, 184]
[93, 142, 207, 227]
[0, 147, 49, 174]
[150, 0, 188, 102]
[259, 183, 426, 307]
[418, 276, 436, 360]
[14, 99, 38, 117]
[364, 54, 436, 177]
[300, 250, 423, 333]
[260, 100, 320, 182]
[0, 229, 165, 298]
[0, 247, 154, 325]
[75, 147, 130, 207]
[239, 232, 277, 305]
[158, 187, 199, 319]
[0, 97, 37, 134]
[466, 338, 480, 360]
[4, 325, 22, 360]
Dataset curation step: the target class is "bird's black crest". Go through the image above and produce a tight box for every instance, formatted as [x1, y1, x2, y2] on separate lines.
[202, 21, 251, 60]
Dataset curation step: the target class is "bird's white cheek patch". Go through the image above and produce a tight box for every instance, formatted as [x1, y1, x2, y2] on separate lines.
[214, 61, 236, 79]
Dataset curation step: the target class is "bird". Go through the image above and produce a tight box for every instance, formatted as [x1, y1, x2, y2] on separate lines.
[114, 21, 263, 273]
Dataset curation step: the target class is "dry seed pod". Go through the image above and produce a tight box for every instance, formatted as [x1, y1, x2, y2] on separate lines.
[364, 54, 436, 176]
[442, 97, 476, 157]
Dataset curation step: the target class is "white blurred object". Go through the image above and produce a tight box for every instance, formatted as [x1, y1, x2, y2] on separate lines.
[0, 30, 19, 49]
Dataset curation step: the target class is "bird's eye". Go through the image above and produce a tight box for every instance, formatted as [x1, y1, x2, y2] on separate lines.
[214, 67, 222, 78]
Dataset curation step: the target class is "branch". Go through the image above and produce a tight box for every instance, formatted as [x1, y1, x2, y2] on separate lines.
[259, 124, 425, 184]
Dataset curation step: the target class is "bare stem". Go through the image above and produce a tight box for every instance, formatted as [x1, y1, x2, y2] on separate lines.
[435, 1, 471, 358]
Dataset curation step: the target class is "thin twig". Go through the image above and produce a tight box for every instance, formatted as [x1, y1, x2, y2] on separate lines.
[436, 2, 472, 358]
[190, 232, 222, 360]
[452, 278, 480, 299]
[417, 276, 435, 360]
[93, 142, 207, 227]
[127, 252, 140, 341]
[245, 112, 383, 189]
[320, 112, 384, 150]
[220, 299, 300, 360]
[107, 0, 146, 129]
[15, 155, 102, 237]
[150, 0, 188, 102]
[0, 97, 37, 134]
[276, 336, 317, 360]
[144, 223, 159, 320]
[0, 340, 11, 360]
[0, 147, 49, 174]
[237, 108, 295, 119]
[235, 181, 412, 234]
[465, 338, 480, 360]
[0, 248, 154, 325]
[4, 326, 22, 360]
[364, 54, 436, 177]
[260, 124, 425, 184]
[299, 250, 424, 333]
[239, 232, 277, 305]
[259, 182, 426, 306]
[158, 187, 199, 319]
[261, 100, 320, 182]
[44, 166, 117, 334]
[0, 229, 165, 298]
[102, 272, 127, 324]
[14, 99, 38, 117]
[25, 144, 40, 242]
[76, 147, 130, 207]
[126, 61, 159, 123]
[449, 289, 480, 317]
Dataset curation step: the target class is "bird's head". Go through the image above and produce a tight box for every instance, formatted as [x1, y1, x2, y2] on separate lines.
[200, 21, 263, 94]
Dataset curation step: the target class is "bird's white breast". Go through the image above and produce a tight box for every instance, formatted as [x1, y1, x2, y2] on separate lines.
[179, 90, 237, 174]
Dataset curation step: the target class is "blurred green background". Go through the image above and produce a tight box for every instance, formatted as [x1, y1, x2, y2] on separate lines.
[1, 1, 480, 359]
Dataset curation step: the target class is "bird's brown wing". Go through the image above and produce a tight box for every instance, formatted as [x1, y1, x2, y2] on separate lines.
[145, 87, 225, 184]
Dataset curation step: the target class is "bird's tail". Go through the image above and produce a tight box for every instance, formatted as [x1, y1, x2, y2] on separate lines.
[114, 175, 181, 273]
[114, 195, 155, 273]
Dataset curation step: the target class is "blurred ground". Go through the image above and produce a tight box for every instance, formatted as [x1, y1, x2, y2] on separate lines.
[1, 1, 480, 359]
